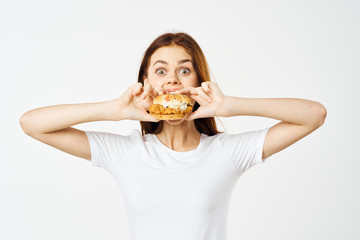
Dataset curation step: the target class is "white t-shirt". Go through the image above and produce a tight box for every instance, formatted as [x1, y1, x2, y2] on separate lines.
[85, 127, 271, 240]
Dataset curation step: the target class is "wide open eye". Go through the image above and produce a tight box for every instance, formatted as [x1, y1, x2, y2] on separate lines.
[156, 68, 166, 75]
[179, 68, 190, 74]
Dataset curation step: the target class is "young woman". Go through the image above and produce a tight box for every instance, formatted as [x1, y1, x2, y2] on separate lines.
[20, 32, 327, 240]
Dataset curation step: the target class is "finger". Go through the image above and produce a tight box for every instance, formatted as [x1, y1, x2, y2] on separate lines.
[133, 82, 143, 96]
[185, 111, 199, 121]
[174, 87, 196, 104]
[145, 113, 161, 122]
[152, 86, 165, 97]
[175, 87, 209, 105]
[159, 87, 165, 96]
[201, 82, 212, 93]
[174, 87, 194, 95]
[194, 87, 212, 103]
[140, 79, 151, 99]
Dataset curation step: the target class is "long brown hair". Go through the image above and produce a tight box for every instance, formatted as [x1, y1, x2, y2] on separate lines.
[138, 32, 224, 136]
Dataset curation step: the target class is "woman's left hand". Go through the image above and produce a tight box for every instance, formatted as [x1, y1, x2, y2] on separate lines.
[174, 81, 226, 121]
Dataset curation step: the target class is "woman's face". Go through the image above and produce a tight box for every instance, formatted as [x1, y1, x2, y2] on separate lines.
[144, 45, 199, 125]
[145, 45, 199, 93]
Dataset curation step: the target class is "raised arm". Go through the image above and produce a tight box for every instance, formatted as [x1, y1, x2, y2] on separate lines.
[19, 99, 125, 160]
[19, 81, 163, 161]
[220, 97, 327, 160]
[175, 82, 327, 161]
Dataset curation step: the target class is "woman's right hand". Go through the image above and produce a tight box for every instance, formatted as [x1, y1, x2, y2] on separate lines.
[113, 79, 165, 122]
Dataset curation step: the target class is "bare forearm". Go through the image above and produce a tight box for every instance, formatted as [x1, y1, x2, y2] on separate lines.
[219, 96, 327, 126]
[20, 99, 122, 135]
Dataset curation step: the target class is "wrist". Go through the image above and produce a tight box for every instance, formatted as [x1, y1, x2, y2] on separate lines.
[104, 98, 126, 121]
[216, 96, 234, 118]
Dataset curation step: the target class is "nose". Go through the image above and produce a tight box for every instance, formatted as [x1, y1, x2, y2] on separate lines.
[165, 73, 181, 86]
[166, 79, 180, 85]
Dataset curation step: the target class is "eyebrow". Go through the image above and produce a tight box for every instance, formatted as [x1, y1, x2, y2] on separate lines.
[153, 59, 192, 67]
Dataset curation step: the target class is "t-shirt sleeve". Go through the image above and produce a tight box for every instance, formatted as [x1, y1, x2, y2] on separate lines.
[218, 127, 271, 175]
[85, 130, 133, 174]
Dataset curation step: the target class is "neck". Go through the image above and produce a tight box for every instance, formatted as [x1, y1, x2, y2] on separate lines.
[155, 120, 201, 152]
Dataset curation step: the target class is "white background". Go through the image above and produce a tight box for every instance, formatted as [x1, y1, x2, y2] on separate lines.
[1, 0, 359, 239]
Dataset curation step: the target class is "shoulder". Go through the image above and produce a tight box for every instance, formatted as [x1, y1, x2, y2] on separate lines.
[85, 129, 143, 145]
[212, 128, 270, 146]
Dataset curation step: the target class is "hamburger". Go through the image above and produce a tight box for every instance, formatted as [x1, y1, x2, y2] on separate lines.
[149, 93, 194, 120]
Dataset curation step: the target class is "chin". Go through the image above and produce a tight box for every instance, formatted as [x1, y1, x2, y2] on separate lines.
[164, 119, 186, 125]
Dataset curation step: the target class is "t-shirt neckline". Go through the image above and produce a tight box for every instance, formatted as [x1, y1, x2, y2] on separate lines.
[151, 133, 205, 158]
[144, 132, 207, 172]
